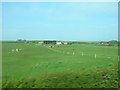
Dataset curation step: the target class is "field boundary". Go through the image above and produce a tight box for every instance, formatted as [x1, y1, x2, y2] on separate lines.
[44, 45, 118, 60]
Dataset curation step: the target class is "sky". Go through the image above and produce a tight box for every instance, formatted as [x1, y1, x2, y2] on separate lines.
[0, 3, 2, 41]
[2, 2, 118, 41]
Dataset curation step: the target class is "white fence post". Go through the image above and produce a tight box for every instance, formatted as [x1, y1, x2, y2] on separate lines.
[82, 52, 83, 56]
[73, 52, 75, 55]
[95, 53, 96, 59]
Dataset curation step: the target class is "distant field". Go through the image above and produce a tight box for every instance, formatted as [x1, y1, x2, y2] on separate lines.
[2, 42, 118, 88]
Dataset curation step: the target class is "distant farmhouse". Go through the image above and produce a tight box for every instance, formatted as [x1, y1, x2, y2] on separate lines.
[38, 41, 56, 45]
[43, 41, 56, 45]
[98, 42, 110, 46]
[38, 42, 44, 45]
[56, 42, 62, 45]
[38, 41, 69, 45]
[62, 42, 68, 45]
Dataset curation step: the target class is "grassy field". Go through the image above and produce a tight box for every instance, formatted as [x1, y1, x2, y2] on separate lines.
[2, 42, 118, 88]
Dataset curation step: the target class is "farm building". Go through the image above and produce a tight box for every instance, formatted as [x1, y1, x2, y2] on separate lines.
[56, 42, 62, 45]
[43, 41, 56, 45]
[98, 42, 110, 46]
[63, 42, 68, 45]
[38, 41, 68, 45]
[38, 42, 44, 45]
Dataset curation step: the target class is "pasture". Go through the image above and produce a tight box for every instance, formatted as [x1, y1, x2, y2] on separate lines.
[2, 42, 118, 88]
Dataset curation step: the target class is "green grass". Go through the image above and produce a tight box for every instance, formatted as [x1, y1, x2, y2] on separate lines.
[2, 43, 118, 88]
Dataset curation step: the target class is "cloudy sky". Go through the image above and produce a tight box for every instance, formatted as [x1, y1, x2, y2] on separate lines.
[2, 2, 118, 41]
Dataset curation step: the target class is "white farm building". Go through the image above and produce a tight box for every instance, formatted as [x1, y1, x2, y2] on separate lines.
[63, 42, 68, 45]
[56, 42, 62, 45]
[38, 42, 44, 45]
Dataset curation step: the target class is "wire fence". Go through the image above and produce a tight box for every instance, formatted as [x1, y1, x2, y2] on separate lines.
[44, 45, 118, 60]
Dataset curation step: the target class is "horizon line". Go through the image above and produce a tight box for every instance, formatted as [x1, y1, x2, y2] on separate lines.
[1, 39, 118, 42]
